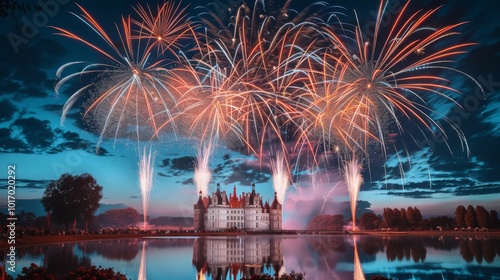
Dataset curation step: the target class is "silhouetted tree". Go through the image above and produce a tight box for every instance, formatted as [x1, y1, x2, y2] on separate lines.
[428, 216, 456, 229]
[489, 210, 499, 229]
[455, 205, 467, 228]
[393, 208, 402, 229]
[97, 207, 139, 228]
[359, 212, 381, 230]
[407, 207, 422, 228]
[383, 208, 396, 228]
[465, 205, 477, 229]
[400, 208, 409, 229]
[475, 205, 489, 228]
[42, 173, 103, 231]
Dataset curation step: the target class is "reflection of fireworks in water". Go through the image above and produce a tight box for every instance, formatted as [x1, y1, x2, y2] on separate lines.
[353, 236, 366, 280]
[345, 158, 363, 230]
[270, 152, 290, 205]
[139, 146, 155, 230]
[194, 141, 212, 196]
[138, 240, 147, 280]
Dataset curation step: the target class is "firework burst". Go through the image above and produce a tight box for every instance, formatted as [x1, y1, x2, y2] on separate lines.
[54, 3, 191, 145]
[304, 0, 482, 160]
[132, 1, 194, 56]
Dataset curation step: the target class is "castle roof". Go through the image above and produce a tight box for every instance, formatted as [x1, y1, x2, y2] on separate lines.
[270, 192, 281, 209]
[249, 183, 256, 205]
[195, 191, 205, 209]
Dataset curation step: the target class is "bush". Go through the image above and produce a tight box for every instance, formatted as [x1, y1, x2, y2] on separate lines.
[241, 271, 305, 280]
[4, 263, 129, 280]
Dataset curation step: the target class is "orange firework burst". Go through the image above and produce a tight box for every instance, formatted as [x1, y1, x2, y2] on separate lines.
[54, 3, 193, 145]
[131, 1, 195, 56]
[304, 0, 483, 160]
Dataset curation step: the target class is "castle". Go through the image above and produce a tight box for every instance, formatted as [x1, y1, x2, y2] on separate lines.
[193, 183, 282, 231]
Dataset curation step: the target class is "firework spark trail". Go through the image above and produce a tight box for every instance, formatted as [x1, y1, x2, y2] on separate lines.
[270, 152, 290, 205]
[344, 157, 363, 230]
[194, 141, 213, 196]
[319, 181, 342, 214]
[139, 146, 155, 230]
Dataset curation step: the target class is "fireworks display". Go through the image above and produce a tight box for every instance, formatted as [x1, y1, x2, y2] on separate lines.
[53, 0, 481, 225]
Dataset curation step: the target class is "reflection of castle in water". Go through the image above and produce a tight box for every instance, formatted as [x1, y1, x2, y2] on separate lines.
[192, 236, 284, 279]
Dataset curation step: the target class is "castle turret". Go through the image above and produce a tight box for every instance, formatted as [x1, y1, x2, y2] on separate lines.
[194, 191, 206, 230]
[269, 192, 282, 230]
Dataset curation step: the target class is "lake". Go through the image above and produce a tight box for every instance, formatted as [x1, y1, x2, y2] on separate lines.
[5, 234, 500, 279]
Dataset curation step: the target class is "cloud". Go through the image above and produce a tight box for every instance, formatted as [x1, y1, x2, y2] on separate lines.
[12, 117, 55, 147]
[0, 127, 30, 153]
[0, 116, 109, 155]
[0, 178, 51, 189]
[0, 99, 17, 121]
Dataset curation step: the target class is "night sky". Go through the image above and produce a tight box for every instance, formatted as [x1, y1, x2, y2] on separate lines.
[0, 0, 499, 229]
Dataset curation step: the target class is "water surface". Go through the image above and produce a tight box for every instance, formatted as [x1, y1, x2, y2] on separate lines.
[5, 234, 500, 279]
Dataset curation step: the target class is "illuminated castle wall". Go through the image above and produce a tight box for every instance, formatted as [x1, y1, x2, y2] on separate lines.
[193, 183, 282, 231]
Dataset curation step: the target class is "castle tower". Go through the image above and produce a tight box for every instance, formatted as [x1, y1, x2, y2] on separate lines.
[269, 192, 282, 230]
[194, 191, 206, 231]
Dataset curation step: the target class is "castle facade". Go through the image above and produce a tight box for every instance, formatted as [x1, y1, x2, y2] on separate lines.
[193, 183, 282, 231]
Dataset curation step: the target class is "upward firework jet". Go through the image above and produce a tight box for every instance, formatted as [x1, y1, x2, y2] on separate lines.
[139, 146, 155, 230]
[194, 141, 213, 196]
[344, 157, 363, 230]
[270, 152, 290, 204]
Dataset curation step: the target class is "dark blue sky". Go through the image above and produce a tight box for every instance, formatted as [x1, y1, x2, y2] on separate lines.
[0, 0, 499, 228]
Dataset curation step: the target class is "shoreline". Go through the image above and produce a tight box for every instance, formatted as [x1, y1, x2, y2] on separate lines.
[2, 230, 500, 250]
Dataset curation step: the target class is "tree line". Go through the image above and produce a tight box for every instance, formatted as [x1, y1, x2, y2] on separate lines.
[455, 205, 499, 229]
[357, 205, 499, 230]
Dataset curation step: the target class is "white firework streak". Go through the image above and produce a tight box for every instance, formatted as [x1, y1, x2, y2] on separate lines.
[320, 181, 342, 214]
[271, 152, 290, 205]
[194, 141, 213, 196]
[344, 157, 363, 230]
[139, 146, 156, 230]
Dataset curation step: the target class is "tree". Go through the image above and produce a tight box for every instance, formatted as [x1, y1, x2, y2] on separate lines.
[489, 210, 499, 229]
[383, 208, 396, 228]
[97, 207, 139, 228]
[359, 212, 382, 230]
[42, 173, 103, 231]
[393, 208, 402, 229]
[475, 205, 489, 228]
[455, 205, 467, 228]
[413, 207, 423, 227]
[400, 208, 409, 229]
[465, 205, 477, 229]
